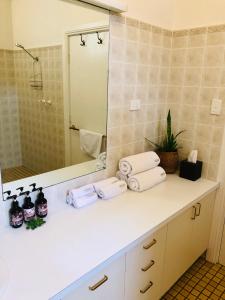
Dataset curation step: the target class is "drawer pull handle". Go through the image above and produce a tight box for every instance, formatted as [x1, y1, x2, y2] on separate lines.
[143, 239, 157, 250]
[141, 260, 155, 272]
[196, 202, 201, 217]
[140, 281, 153, 294]
[191, 206, 197, 220]
[89, 275, 108, 291]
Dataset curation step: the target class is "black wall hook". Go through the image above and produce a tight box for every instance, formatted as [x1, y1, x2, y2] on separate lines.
[3, 190, 11, 200]
[16, 187, 24, 196]
[97, 32, 103, 44]
[80, 34, 86, 46]
[29, 183, 37, 192]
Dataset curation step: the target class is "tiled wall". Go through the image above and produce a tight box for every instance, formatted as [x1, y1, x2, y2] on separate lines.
[168, 25, 225, 180]
[0, 49, 22, 169]
[14, 45, 65, 174]
[107, 14, 172, 175]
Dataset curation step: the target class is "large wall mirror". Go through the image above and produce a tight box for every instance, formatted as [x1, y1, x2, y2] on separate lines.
[0, 0, 109, 197]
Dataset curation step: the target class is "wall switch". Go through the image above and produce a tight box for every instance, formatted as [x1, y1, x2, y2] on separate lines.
[211, 98, 222, 115]
[129, 99, 141, 111]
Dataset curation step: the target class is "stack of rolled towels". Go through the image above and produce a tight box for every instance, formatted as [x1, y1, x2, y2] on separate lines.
[66, 177, 127, 209]
[117, 151, 166, 192]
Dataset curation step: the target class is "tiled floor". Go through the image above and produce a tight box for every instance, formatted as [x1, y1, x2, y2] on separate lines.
[161, 256, 225, 299]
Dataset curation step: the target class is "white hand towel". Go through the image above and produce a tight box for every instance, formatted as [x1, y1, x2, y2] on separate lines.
[80, 129, 103, 158]
[98, 181, 127, 200]
[128, 167, 166, 192]
[66, 184, 95, 205]
[72, 192, 98, 208]
[93, 177, 119, 196]
[119, 151, 160, 176]
[116, 171, 128, 184]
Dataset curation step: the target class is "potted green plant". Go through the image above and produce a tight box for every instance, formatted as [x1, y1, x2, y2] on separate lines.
[145, 110, 184, 173]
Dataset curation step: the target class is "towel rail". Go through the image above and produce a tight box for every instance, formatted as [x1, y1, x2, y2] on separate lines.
[69, 124, 106, 137]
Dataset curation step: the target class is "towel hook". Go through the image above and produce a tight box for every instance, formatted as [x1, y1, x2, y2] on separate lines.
[96, 32, 103, 44]
[80, 34, 86, 46]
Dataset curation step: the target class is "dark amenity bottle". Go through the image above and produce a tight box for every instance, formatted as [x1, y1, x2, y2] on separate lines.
[9, 196, 24, 228]
[35, 188, 48, 218]
[22, 191, 35, 222]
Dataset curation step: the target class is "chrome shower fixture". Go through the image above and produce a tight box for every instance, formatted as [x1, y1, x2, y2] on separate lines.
[15, 43, 39, 61]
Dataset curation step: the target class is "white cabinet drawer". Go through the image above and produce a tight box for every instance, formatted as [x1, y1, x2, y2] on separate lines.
[125, 226, 167, 300]
[63, 255, 125, 300]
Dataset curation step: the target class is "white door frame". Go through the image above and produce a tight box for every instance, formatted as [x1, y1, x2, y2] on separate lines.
[62, 22, 109, 166]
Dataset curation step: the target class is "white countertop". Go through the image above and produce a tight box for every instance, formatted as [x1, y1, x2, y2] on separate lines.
[0, 175, 219, 300]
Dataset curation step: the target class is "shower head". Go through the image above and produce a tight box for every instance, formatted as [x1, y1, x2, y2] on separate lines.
[15, 43, 39, 62]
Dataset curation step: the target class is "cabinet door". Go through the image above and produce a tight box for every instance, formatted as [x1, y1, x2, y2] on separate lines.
[63, 255, 125, 300]
[163, 206, 194, 293]
[191, 193, 215, 261]
[125, 226, 167, 300]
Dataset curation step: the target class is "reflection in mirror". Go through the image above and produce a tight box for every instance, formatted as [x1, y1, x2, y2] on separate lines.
[0, 0, 109, 188]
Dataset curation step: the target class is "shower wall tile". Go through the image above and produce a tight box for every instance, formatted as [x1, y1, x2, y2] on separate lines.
[0, 49, 22, 169]
[169, 25, 225, 181]
[14, 45, 65, 174]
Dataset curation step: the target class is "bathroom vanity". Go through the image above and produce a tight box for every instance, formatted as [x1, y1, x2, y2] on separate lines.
[0, 175, 218, 300]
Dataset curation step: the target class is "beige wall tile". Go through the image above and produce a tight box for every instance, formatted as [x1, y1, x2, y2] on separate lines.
[186, 48, 204, 67]
[184, 68, 202, 86]
[202, 68, 222, 87]
[204, 46, 225, 67]
[188, 34, 206, 48]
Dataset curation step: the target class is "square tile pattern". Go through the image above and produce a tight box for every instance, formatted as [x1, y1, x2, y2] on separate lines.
[162, 256, 225, 300]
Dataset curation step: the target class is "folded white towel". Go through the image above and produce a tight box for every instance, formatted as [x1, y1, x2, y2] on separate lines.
[93, 177, 119, 196]
[96, 152, 107, 171]
[66, 184, 95, 205]
[72, 192, 98, 208]
[98, 180, 127, 200]
[128, 167, 166, 192]
[119, 151, 160, 176]
[116, 171, 128, 184]
[80, 129, 103, 158]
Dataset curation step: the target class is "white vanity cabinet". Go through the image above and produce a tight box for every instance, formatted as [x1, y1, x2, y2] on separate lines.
[62, 255, 125, 300]
[125, 226, 167, 300]
[52, 188, 216, 300]
[163, 192, 215, 293]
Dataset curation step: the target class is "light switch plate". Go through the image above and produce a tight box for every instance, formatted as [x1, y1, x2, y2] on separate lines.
[129, 99, 141, 111]
[211, 98, 222, 115]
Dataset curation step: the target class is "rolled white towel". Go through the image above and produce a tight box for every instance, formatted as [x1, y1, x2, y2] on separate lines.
[116, 171, 128, 184]
[66, 184, 95, 205]
[128, 167, 166, 192]
[93, 177, 119, 196]
[119, 151, 160, 176]
[72, 192, 98, 208]
[98, 180, 127, 200]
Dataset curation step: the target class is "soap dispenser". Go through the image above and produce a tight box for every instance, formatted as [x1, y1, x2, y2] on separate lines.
[35, 188, 48, 218]
[9, 196, 24, 228]
[22, 191, 35, 222]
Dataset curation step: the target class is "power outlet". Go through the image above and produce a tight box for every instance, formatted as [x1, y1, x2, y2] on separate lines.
[211, 98, 222, 115]
[129, 99, 141, 111]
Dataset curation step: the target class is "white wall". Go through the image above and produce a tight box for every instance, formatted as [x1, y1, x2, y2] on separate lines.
[0, 0, 13, 49]
[11, 0, 109, 48]
[173, 0, 225, 30]
[123, 0, 174, 29]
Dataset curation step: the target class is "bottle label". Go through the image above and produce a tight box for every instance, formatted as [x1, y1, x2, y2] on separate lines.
[37, 204, 48, 217]
[11, 212, 23, 227]
[24, 207, 35, 221]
